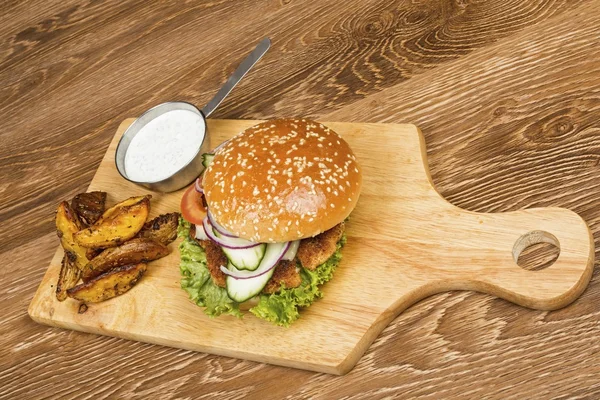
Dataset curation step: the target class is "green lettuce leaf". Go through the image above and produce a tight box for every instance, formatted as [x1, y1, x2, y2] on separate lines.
[178, 218, 242, 318]
[249, 235, 346, 327]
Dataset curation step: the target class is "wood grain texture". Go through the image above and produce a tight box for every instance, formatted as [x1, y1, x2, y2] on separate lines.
[27, 119, 594, 375]
[2, 0, 600, 397]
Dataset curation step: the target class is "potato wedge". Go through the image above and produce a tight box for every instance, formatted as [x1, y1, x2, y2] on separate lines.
[71, 191, 107, 226]
[74, 195, 151, 248]
[56, 201, 88, 270]
[81, 238, 169, 282]
[136, 212, 180, 246]
[56, 253, 82, 301]
[85, 248, 103, 260]
[67, 263, 147, 303]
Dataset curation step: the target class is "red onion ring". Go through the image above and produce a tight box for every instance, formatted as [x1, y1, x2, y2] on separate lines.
[202, 217, 260, 249]
[194, 177, 203, 194]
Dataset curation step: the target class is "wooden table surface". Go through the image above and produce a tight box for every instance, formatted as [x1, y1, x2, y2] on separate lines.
[1, 1, 599, 398]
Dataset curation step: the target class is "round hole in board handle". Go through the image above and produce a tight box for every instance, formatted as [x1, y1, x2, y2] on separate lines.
[513, 230, 561, 271]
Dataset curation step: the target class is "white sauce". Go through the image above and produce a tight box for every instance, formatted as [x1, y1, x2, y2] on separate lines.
[124, 109, 206, 182]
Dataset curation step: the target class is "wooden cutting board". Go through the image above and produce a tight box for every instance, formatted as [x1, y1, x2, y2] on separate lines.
[28, 119, 594, 375]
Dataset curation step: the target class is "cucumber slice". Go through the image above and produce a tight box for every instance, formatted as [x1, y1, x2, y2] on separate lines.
[282, 240, 300, 260]
[202, 153, 215, 169]
[225, 242, 289, 302]
[225, 262, 275, 302]
[222, 243, 267, 271]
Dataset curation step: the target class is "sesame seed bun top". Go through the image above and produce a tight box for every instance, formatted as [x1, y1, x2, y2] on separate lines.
[203, 119, 362, 243]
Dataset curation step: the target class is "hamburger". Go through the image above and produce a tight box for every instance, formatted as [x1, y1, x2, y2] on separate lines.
[178, 119, 362, 326]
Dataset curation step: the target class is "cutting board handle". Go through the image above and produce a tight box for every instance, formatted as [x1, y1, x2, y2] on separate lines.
[415, 200, 595, 311]
[380, 125, 597, 312]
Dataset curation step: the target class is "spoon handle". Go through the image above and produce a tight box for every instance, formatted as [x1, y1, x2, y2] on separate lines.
[201, 38, 271, 118]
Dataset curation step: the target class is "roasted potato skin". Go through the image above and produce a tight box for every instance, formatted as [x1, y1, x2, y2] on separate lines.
[85, 248, 103, 260]
[71, 191, 107, 226]
[81, 238, 168, 282]
[56, 253, 82, 301]
[136, 212, 180, 246]
[74, 195, 151, 248]
[67, 263, 147, 303]
[56, 201, 89, 270]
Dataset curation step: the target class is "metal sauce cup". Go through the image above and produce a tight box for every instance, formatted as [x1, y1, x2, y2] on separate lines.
[114, 38, 270, 193]
[115, 101, 210, 193]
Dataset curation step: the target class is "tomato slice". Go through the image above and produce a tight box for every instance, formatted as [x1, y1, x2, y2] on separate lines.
[180, 183, 207, 225]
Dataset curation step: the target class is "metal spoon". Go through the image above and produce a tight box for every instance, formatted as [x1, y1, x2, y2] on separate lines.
[115, 37, 271, 192]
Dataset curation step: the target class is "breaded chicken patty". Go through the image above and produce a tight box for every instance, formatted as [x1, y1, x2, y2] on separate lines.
[263, 260, 302, 294]
[296, 222, 345, 271]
